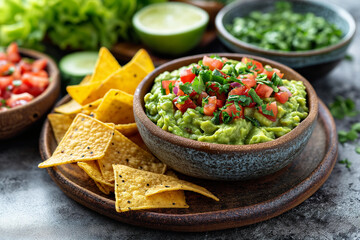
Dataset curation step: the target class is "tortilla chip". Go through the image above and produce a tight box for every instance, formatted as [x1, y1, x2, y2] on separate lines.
[38, 114, 115, 168]
[116, 166, 218, 201]
[80, 98, 103, 115]
[98, 130, 166, 182]
[90, 47, 121, 83]
[66, 81, 101, 105]
[113, 165, 188, 212]
[47, 113, 75, 144]
[127, 133, 150, 153]
[115, 123, 138, 137]
[77, 161, 114, 187]
[55, 99, 82, 115]
[130, 49, 154, 73]
[94, 180, 113, 195]
[80, 75, 92, 85]
[95, 89, 134, 124]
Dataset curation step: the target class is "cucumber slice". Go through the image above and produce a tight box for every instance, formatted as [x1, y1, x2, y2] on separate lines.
[59, 51, 98, 85]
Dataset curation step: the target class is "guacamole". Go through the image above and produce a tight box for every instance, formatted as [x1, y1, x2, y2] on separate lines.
[145, 56, 308, 145]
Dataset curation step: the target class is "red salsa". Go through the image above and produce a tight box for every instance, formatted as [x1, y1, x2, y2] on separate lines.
[161, 55, 291, 124]
[0, 43, 49, 111]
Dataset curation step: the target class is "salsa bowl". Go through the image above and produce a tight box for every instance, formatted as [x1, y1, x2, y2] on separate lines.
[215, 0, 356, 79]
[0, 48, 60, 140]
[133, 54, 318, 181]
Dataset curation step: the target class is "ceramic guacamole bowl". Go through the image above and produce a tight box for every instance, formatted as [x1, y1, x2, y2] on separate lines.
[133, 54, 318, 181]
[215, 0, 356, 79]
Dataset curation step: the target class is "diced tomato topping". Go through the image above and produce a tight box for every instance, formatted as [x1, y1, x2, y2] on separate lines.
[0, 76, 14, 91]
[180, 68, 196, 83]
[22, 73, 49, 97]
[207, 82, 226, 101]
[161, 80, 177, 95]
[241, 57, 264, 73]
[259, 102, 278, 122]
[203, 56, 224, 71]
[0, 52, 7, 61]
[216, 99, 224, 108]
[274, 91, 289, 104]
[203, 96, 217, 116]
[197, 91, 208, 105]
[255, 84, 273, 98]
[12, 81, 31, 95]
[237, 73, 256, 88]
[32, 59, 47, 73]
[221, 103, 244, 121]
[6, 43, 21, 63]
[262, 66, 284, 79]
[173, 97, 197, 113]
[6, 92, 34, 108]
[19, 60, 32, 73]
[229, 85, 250, 96]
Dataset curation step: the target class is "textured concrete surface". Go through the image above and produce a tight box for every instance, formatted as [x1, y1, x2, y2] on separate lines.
[1, 0, 360, 239]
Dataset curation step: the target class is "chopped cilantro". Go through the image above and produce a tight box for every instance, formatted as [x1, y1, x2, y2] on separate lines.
[202, 96, 209, 106]
[212, 70, 226, 84]
[227, 94, 252, 106]
[179, 82, 193, 94]
[222, 111, 233, 124]
[245, 116, 260, 127]
[271, 72, 283, 86]
[3, 66, 15, 76]
[168, 82, 175, 94]
[176, 95, 189, 105]
[12, 80, 22, 86]
[329, 96, 358, 119]
[211, 111, 221, 124]
[261, 104, 274, 117]
[199, 70, 212, 83]
[339, 158, 351, 169]
[192, 77, 205, 94]
[248, 89, 263, 105]
[191, 66, 200, 75]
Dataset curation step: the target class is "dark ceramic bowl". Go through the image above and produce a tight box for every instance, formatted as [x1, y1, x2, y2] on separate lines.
[215, 0, 356, 79]
[0, 48, 60, 140]
[133, 54, 319, 181]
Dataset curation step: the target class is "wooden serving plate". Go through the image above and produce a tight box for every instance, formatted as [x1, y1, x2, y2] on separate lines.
[39, 97, 337, 232]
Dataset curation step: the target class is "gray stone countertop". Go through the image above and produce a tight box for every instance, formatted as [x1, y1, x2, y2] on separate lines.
[1, 0, 359, 239]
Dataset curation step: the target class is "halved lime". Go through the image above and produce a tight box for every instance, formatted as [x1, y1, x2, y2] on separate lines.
[59, 51, 98, 85]
[133, 2, 209, 56]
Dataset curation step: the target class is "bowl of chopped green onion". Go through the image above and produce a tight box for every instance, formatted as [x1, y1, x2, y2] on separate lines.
[215, 0, 356, 79]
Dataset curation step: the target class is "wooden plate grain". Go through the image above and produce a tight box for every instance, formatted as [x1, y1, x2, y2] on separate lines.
[39, 97, 337, 232]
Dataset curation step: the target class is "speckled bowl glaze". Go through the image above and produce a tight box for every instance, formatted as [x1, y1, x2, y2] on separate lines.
[134, 54, 318, 181]
[215, 0, 356, 79]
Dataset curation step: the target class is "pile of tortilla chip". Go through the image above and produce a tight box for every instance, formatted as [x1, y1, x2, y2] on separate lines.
[38, 47, 218, 212]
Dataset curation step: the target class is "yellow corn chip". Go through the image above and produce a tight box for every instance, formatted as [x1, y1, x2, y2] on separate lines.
[115, 123, 138, 137]
[80, 75, 92, 85]
[94, 180, 113, 195]
[55, 99, 82, 115]
[66, 81, 101, 105]
[95, 89, 134, 124]
[127, 133, 150, 153]
[130, 49, 155, 73]
[98, 130, 166, 182]
[38, 114, 115, 168]
[47, 113, 75, 144]
[90, 47, 121, 83]
[114, 165, 219, 201]
[113, 165, 188, 212]
[77, 161, 114, 187]
[80, 98, 103, 115]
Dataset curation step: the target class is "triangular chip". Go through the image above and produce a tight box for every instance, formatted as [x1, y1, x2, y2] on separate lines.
[98, 130, 166, 182]
[115, 123, 138, 137]
[127, 133, 150, 153]
[38, 114, 115, 168]
[113, 164, 188, 212]
[55, 99, 82, 115]
[95, 89, 134, 124]
[77, 161, 114, 187]
[94, 180, 113, 195]
[47, 113, 75, 144]
[79, 75, 92, 85]
[90, 47, 121, 83]
[114, 165, 218, 201]
[130, 49, 155, 73]
[80, 98, 103, 115]
[66, 81, 101, 105]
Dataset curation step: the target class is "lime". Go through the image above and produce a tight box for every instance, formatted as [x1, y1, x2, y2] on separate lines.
[133, 2, 209, 56]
